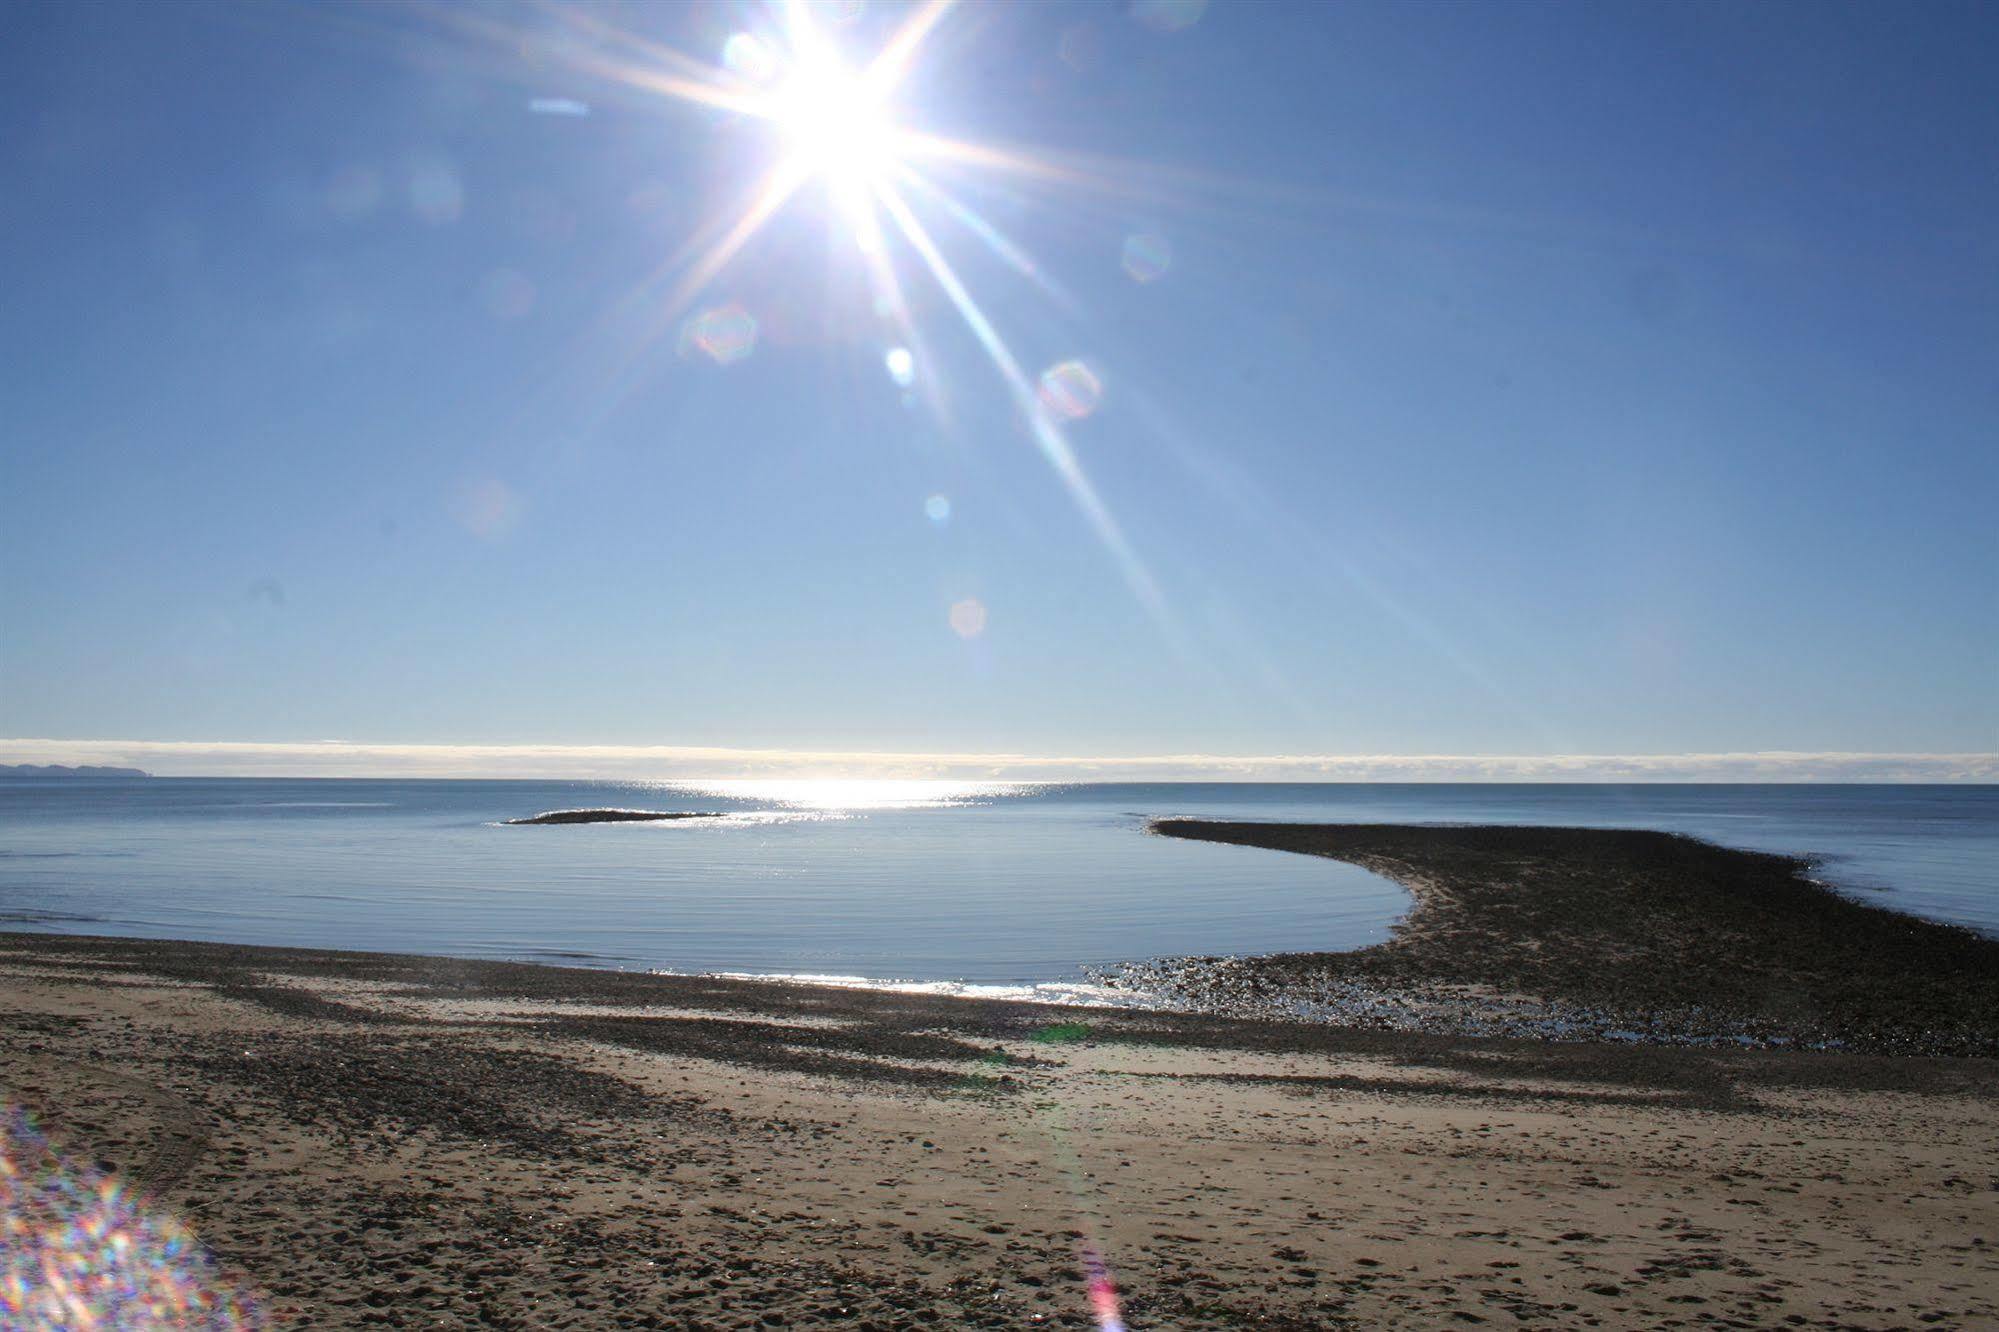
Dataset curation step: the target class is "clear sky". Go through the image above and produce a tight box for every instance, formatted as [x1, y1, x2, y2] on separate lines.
[3, 0, 1994, 777]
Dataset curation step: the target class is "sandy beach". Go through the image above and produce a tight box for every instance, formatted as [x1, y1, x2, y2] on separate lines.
[4, 820, 1998, 1329]
[12, 0, 1995, 1320]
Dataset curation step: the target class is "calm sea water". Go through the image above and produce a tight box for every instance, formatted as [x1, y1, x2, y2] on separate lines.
[0, 781, 1992, 990]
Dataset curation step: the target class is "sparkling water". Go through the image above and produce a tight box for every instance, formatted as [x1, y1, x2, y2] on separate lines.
[1, 779, 1991, 985]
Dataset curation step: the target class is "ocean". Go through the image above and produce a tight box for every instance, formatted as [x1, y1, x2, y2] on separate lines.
[1, 780, 1992, 995]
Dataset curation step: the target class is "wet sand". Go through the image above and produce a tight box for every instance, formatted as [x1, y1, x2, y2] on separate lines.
[1120, 822, 1999, 1056]
[4, 929, 1997, 1329]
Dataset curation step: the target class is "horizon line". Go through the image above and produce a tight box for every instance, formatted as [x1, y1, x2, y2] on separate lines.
[1, 738, 1993, 783]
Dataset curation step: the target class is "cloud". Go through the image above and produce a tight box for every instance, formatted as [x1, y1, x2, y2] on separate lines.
[0, 739, 1991, 783]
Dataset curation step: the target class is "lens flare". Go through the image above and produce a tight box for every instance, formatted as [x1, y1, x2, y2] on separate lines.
[1038, 360, 1103, 421]
[1121, 232, 1171, 282]
[407, 157, 464, 226]
[398, 0, 1175, 624]
[1058, 23, 1104, 73]
[721, 31, 779, 84]
[949, 597, 987, 638]
[1081, 1244, 1128, 1331]
[479, 267, 536, 319]
[452, 478, 523, 540]
[1, 1108, 263, 1328]
[876, 182, 1161, 611]
[1131, 0, 1208, 34]
[769, 49, 898, 188]
[680, 303, 758, 364]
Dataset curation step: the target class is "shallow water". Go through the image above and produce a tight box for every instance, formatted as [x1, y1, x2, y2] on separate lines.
[0, 780, 1991, 985]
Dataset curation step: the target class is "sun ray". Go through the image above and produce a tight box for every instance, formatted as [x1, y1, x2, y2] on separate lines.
[874, 182, 1164, 615]
[422, 1, 775, 121]
[369, 0, 1184, 624]
[525, 0, 757, 91]
[843, 191, 955, 425]
[899, 130, 1107, 192]
[659, 159, 810, 324]
[862, 0, 959, 98]
[892, 166, 1075, 311]
[573, 159, 808, 429]
[900, 128, 1308, 220]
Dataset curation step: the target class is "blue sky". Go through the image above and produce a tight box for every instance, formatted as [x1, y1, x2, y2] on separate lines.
[3, 0, 1994, 775]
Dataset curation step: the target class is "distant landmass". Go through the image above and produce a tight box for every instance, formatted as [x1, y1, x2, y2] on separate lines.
[0, 763, 151, 779]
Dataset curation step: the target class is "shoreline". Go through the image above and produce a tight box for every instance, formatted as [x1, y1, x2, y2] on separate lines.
[6, 818, 1992, 1054]
[1110, 821, 1999, 1057]
[3, 930, 1996, 1327]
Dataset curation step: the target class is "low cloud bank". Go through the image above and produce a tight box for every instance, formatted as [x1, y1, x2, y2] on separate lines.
[0, 739, 1991, 783]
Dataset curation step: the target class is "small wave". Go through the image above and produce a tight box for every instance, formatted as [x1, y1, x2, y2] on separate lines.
[247, 801, 396, 808]
[518, 948, 651, 964]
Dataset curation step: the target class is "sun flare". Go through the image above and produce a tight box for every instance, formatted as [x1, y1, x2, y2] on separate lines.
[769, 55, 900, 187]
[669, 778, 1024, 811]
[447, 0, 1167, 619]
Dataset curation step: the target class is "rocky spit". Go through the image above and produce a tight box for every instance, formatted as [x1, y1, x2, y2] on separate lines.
[1133, 820, 1999, 1059]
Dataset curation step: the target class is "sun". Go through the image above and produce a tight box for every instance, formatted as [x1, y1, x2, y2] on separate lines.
[769, 54, 900, 187]
[480, 0, 1169, 617]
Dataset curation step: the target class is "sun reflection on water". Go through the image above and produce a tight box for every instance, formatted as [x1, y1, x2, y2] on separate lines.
[666, 778, 1031, 811]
